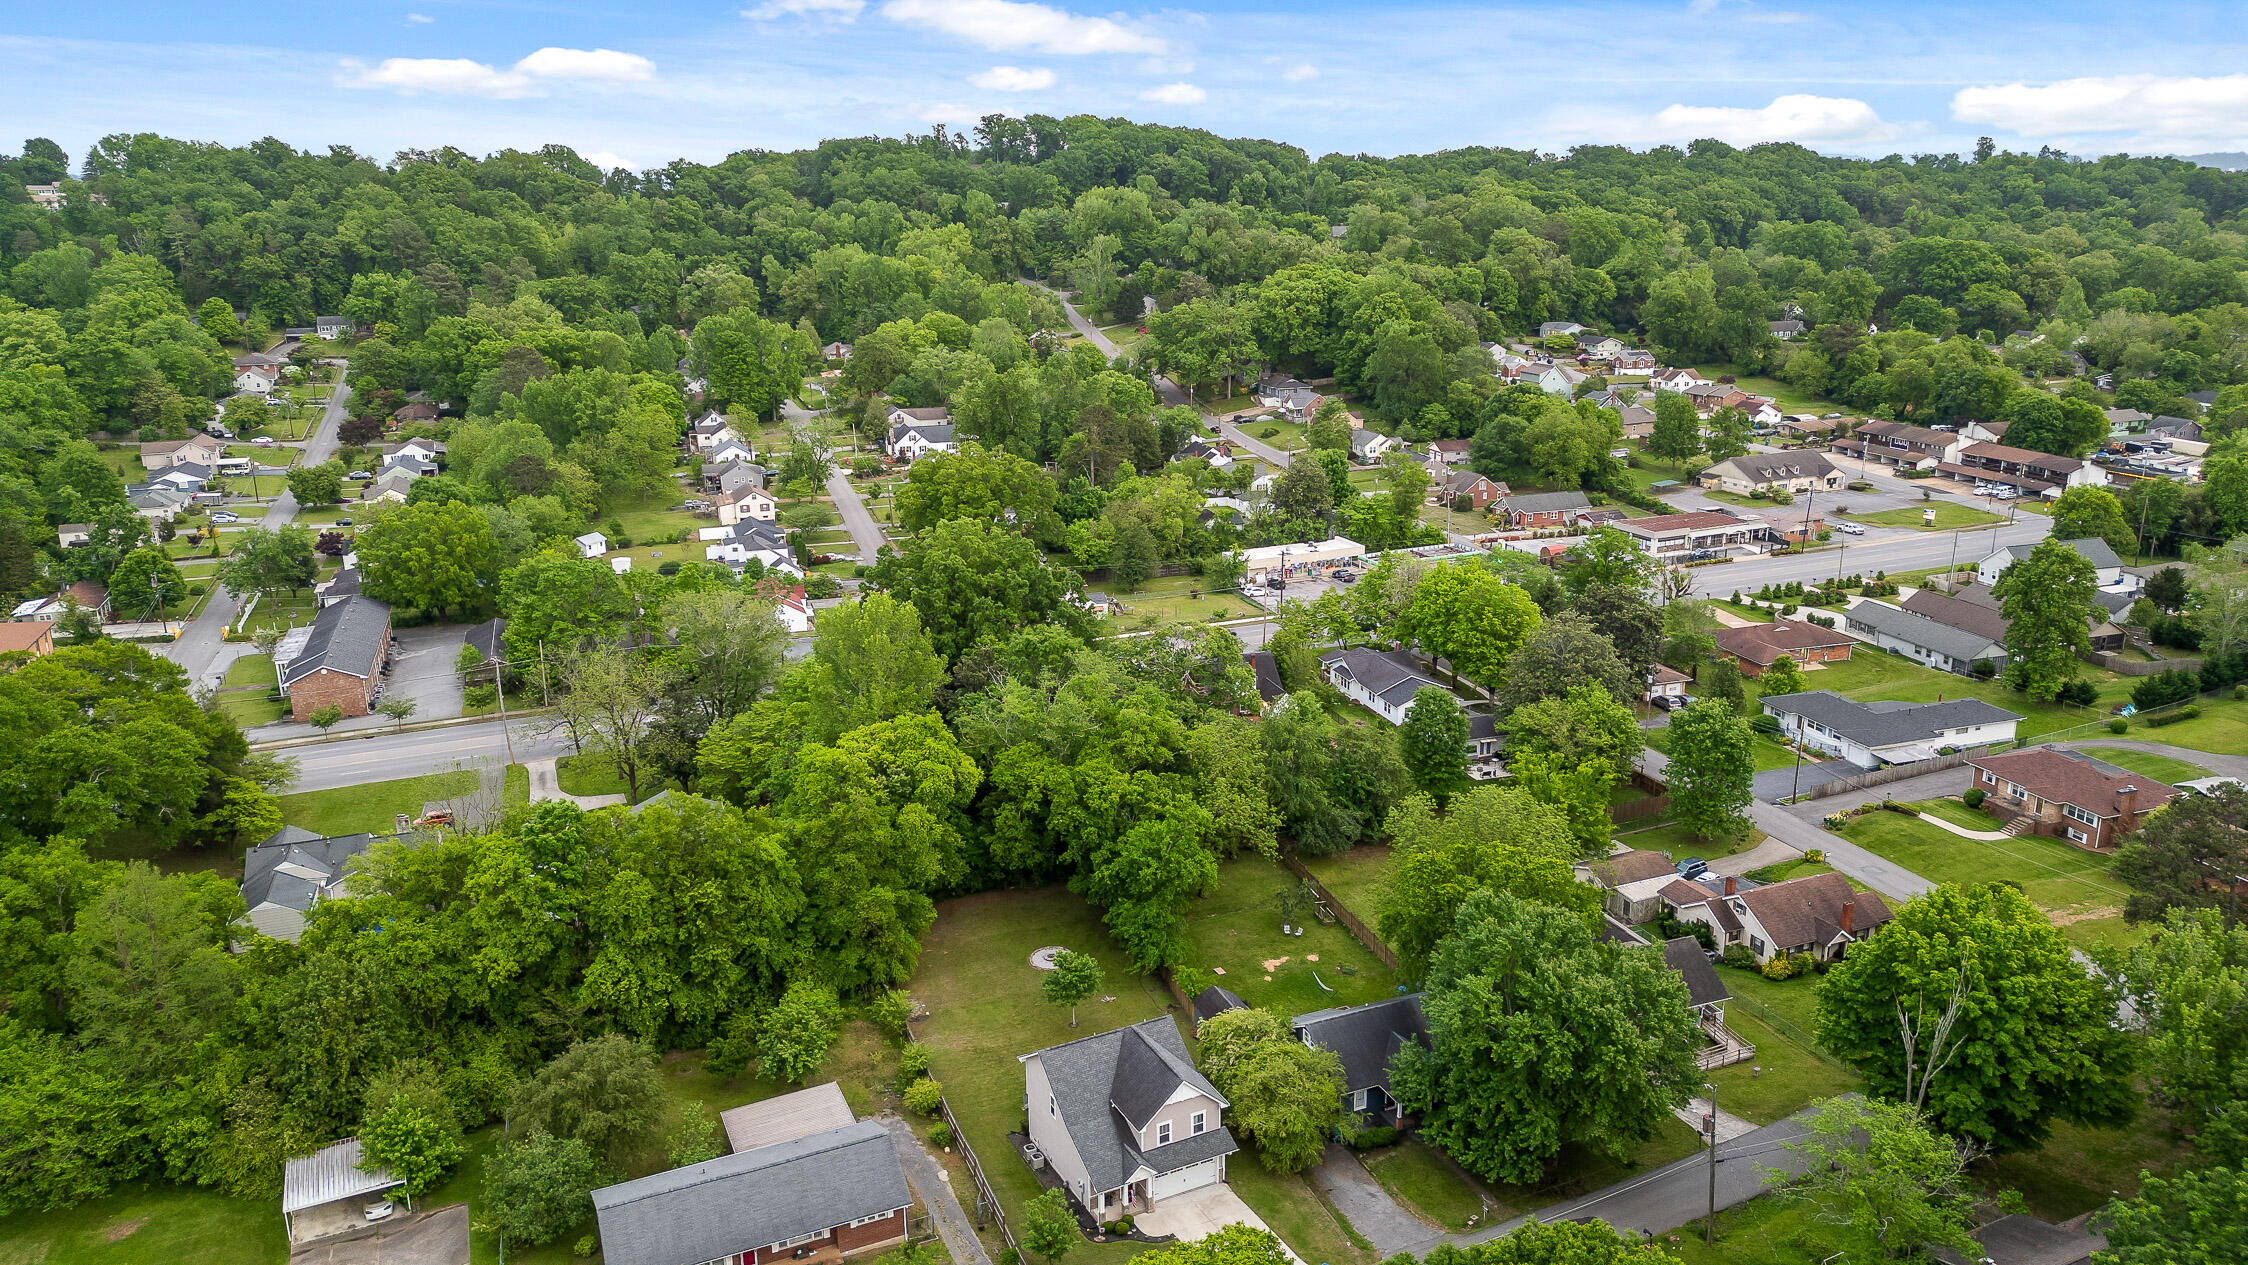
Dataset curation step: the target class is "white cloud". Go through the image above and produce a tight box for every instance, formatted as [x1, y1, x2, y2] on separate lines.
[742, 0, 865, 20]
[1653, 94, 1894, 145]
[1953, 74, 2248, 145]
[512, 47, 656, 83]
[970, 65, 1055, 91]
[1280, 62, 1317, 83]
[342, 46, 656, 96]
[1139, 81, 1204, 105]
[882, 0, 1164, 55]
[581, 150, 636, 170]
[405, 12, 433, 24]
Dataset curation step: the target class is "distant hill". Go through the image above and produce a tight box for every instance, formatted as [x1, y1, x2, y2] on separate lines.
[2181, 152, 2248, 171]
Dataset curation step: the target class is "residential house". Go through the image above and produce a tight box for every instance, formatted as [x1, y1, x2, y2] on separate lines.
[1492, 489, 1589, 529]
[1939, 442, 2108, 496]
[1614, 510, 1763, 560]
[1648, 367, 1706, 392]
[0, 622, 57, 659]
[140, 433, 227, 470]
[1427, 438, 1472, 465]
[381, 438, 447, 465]
[1434, 469, 1506, 512]
[1769, 319, 1808, 339]
[240, 825, 383, 943]
[1587, 849, 1683, 923]
[1713, 618, 1854, 676]
[691, 411, 742, 453]
[1777, 416, 1840, 442]
[886, 407, 957, 461]
[129, 486, 193, 523]
[1744, 398, 1786, 429]
[774, 585, 815, 634]
[315, 567, 362, 607]
[360, 472, 414, 504]
[1697, 451, 1842, 496]
[1348, 428, 1401, 464]
[1576, 333, 1625, 358]
[1760, 689, 2021, 768]
[705, 460, 770, 496]
[1319, 647, 1456, 727]
[278, 597, 391, 721]
[315, 315, 352, 340]
[1663, 937, 1731, 1023]
[1664, 871, 1893, 964]
[821, 341, 853, 361]
[1974, 537, 2127, 590]
[1645, 663, 1690, 706]
[150, 461, 214, 494]
[1257, 379, 1325, 420]
[595, 1093, 911, 1265]
[1020, 1017, 1238, 1222]
[392, 401, 441, 426]
[1830, 420, 1965, 472]
[7, 597, 61, 622]
[55, 523, 91, 548]
[2103, 407, 2153, 433]
[24, 182, 63, 209]
[1536, 321, 1587, 339]
[1578, 506, 1630, 526]
[1292, 996, 1429, 1128]
[1532, 363, 1589, 396]
[1962, 419, 2013, 444]
[2148, 415, 2203, 442]
[1190, 985, 1249, 1028]
[707, 438, 757, 469]
[1612, 348, 1658, 371]
[1845, 600, 2010, 675]
[233, 365, 279, 394]
[1618, 404, 1657, 440]
[41, 581, 111, 622]
[1901, 586, 2125, 655]
[1243, 651, 1286, 704]
[1965, 746, 2178, 851]
[1684, 382, 1748, 414]
[704, 521, 801, 577]
[717, 482, 778, 525]
[575, 532, 609, 559]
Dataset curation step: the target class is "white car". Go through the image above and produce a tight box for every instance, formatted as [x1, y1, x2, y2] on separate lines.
[1241, 584, 1267, 598]
[210, 511, 241, 524]
[252, 436, 276, 446]
[364, 1200, 395, 1223]
[1835, 521, 1865, 536]
[347, 470, 372, 480]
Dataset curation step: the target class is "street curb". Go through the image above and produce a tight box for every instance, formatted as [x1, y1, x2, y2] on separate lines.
[249, 706, 556, 752]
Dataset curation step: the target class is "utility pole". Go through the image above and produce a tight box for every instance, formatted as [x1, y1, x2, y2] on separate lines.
[1704, 1079, 1720, 1246]
[538, 640, 552, 705]
[494, 655, 516, 764]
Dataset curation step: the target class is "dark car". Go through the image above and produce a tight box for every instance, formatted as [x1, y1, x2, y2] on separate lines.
[1332, 569, 1359, 584]
[1676, 856, 1709, 881]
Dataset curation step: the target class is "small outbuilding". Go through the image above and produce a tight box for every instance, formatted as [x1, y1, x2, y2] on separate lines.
[282, 1137, 406, 1244]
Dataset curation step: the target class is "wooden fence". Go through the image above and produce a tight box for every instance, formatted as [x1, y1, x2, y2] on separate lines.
[1277, 853, 1401, 970]
[2089, 650, 2204, 676]
[903, 1026, 1019, 1261]
[1792, 751, 1973, 803]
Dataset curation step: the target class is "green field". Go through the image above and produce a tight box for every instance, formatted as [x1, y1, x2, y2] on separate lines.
[1613, 819, 1766, 860]
[1175, 857, 1404, 1016]
[554, 752, 676, 803]
[2081, 747, 2213, 785]
[1239, 419, 1308, 450]
[1850, 502, 2007, 531]
[1300, 845, 1391, 926]
[1836, 809, 2139, 950]
[277, 770, 479, 835]
[1705, 972, 1860, 1126]
[1097, 572, 1261, 623]
[217, 692, 286, 727]
[1362, 1140, 1487, 1229]
[0, 1184, 289, 1265]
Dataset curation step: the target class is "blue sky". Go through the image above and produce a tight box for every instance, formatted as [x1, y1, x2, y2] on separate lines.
[6, 1, 2248, 172]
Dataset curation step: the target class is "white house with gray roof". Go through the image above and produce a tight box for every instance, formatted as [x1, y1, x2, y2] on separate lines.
[1317, 648, 1450, 726]
[1843, 599, 2009, 676]
[1974, 537, 2130, 592]
[1760, 689, 2021, 768]
[240, 825, 384, 943]
[1020, 1016, 1238, 1223]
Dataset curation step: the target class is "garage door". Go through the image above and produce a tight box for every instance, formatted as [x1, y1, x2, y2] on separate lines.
[1149, 1158, 1222, 1201]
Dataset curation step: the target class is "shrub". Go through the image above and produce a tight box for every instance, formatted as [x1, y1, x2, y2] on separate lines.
[1172, 966, 1216, 1000]
[576, 1235, 597, 1258]
[2108, 718, 2130, 734]
[2058, 679, 2101, 707]
[2237, 685, 2246, 701]
[1720, 945, 1756, 970]
[1761, 956, 1796, 980]
[2146, 704, 2201, 727]
[188, 582, 207, 595]
[2133, 668, 2202, 712]
[929, 1122, 954, 1149]
[657, 561, 682, 576]
[1803, 848, 1824, 862]
[1880, 800, 1920, 817]
[904, 1077, 944, 1117]
[464, 684, 497, 708]
[1787, 951, 1818, 977]
[869, 989, 913, 1041]
[1963, 788, 1985, 809]
[1343, 1123, 1400, 1150]
[1750, 714, 1782, 736]
[898, 1043, 932, 1084]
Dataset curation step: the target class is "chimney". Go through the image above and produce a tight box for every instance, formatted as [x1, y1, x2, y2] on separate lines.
[1840, 900, 1856, 934]
[2117, 784, 2138, 825]
[1723, 875, 1737, 896]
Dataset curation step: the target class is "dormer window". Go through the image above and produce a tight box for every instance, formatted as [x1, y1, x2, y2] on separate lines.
[1156, 1121, 1172, 1145]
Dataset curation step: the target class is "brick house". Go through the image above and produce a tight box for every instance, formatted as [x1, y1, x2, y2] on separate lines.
[1964, 746, 2178, 851]
[0, 621, 56, 660]
[1712, 618, 1854, 675]
[1662, 871, 1894, 965]
[595, 1085, 911, 1265]
[1436, 469, 1506, 511]
[279, 597, 391, 721]
[1492, 490, 1590, 529]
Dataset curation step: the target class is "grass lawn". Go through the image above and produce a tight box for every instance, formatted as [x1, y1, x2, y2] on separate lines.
[1657, 1191, 1842, 1265]
[1645, 725, 1800, 772]
[1836, 811, 2139, 951]
[1685, 367, 1833, 414]
[555, 752, 677, 803]
[277, 770, 479, 836]
[1851, 502, 2007, 531]
[218, 692, 287, 727]
[1613, 819, 1767, 861]
[1300, 846, 1391, 926]
[1196, 386, 1269, 415]
[1175, 856, 1404, 1017]
[1796, 650, 2127, 742]
[1362, 1140, 1486, 1229]
[2086, 747, 2212, 785]
[1909, 796, 1999, 831]
[1239, 419, 1308, 450]
[1984, 1107, 2188, 1220]
[1706, 598, 1774, 623]
[2106, 694, 2248, 758]
[1477, 1117, 1706, 1221]
[1704, 1001, 1860, 1126]
[222, 653, 276, 688]
[913, 886, 1177, 1265]
[1228, 1149, 1374, 1265]
[0, 1183, 289, 1265]
[1101, 573, 1261, 623]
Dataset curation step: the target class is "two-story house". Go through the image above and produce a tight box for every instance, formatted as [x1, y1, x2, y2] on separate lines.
[1697, 452, 1842, 496]
[1964, 746, 2178, 851]
[1020, 1017, 1238, 1223]
[1939, 441, 2109, 497]
[1292, 996, 1429, 1128]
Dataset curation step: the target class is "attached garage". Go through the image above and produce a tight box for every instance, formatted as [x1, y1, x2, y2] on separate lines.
[1149, 1157, 1225, 1201]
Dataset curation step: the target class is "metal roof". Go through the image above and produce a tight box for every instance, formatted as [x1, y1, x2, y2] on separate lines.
[594, 1120, 910, 1265]
[282, 1138, 402, 1213]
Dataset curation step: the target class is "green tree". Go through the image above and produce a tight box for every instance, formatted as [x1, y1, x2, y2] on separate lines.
[1774, 1097, 1980, 1264]
[758, 980, 843, 1082]
[308, 703, 344, 731]
[65, 864, 240, 1085]
[358, 1061, 466, 1197]
[485, 1131, 601, 1248]
[1815, 883, 2138, 1152]
[893, 443, 1062, 541]
[106, 546, 186, 620]
[0, 1020, 138, 1215]
[1108, 519, 1158, 592]
[2118, 909, 2248, 1163]
[220, 525, 319, 599]
[356, 499, 496, 618]
[555, 643, 671, 803]
[2096, 1165, 2248, 1265]
[1377, 786, 1594, 974]
[499, 549, 633, 668]
[1663, 698, 1753, 839]
[1646, 390, 1702, 467]
[1397, 687, 1471, 804]
[1996, 539, 2097, 701]
[1496, 613, 1633, 712]
[1268, 456, 1335, 521]
[786, 593, 947, 741]
[285, 461, 345, 507]
[1506, 682, 1642, 776]
[2050, 485, 2138, 558]
[1380, 450, 1433, 521]
[1407, 563, 1542, 689]
[1021, 1188, 1079, 1263]
[1703, 405, 1752, 462]
[667, 1103, 723, 1169]
[507, 1034, 665, 1167]
[1392, 891, 1699, 1184]
[1304, 400, 1352, 452]
[869, 518, 1089, 661]
[2115, 784, 2248, 925]
[1195, 1016, 1346, 1174]
[1041, 950, 1104, 1028]
[1759, 652, 1806, 697]
[692, 309, 809, 420]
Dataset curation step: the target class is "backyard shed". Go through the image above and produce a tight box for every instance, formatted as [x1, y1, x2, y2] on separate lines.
[281, 1137, 406, 1243]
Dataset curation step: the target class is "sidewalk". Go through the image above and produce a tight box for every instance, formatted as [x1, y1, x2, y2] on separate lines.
[877, 1116, 992, 1265]
[523, 756, 624, 809]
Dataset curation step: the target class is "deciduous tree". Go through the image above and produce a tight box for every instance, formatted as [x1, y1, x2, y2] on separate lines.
[1041, 950, 1104, 1027]
[1397, 687, 1471, 804]
[1773, 1097, 1980, 1264]
[1663, 698, 1753, 838]
[1996, 539, 2097, 701]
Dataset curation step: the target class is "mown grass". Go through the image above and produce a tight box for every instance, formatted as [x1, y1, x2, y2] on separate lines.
[1836, 810, 2139, 950]
[0, 1183, 290, 1265]
[276, 770, 478, 836]
[1300, 846, 1391, 928]
[2082, 747, 2212, 785]
[1175, 857, 1403, 1017]
[1362, 1140, 1487, 1229]
[1850, 501, 2007, 530]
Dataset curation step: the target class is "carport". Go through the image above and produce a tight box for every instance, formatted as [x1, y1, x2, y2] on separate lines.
[283, 1138, 408, 1245]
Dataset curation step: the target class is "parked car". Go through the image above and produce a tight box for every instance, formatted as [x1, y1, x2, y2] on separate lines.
[210, 511, 240, 524]
[364, 1201, 395, 1223]
[1609, 447, 1630, 459]
[334, 517, 353, 526]
[1676, 856, 1710, 881]
[346, 470, 372, 480]
[1241, 584, 1267, 598]
[252, 436, 276, 446]
[1835, 521, 1865, 536]
[1332, 569, 1359, 584]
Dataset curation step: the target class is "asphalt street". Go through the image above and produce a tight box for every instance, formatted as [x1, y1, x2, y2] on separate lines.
[274, 715, 574, 793]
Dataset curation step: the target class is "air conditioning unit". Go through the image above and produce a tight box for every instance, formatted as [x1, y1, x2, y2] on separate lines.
[1021, 1142, 1046, 1171]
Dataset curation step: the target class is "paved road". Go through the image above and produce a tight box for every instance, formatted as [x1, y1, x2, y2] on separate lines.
[1213, 415, 1295, 468]
[1684, 515, 2047, 599]
[1482, 1112, 1822, 1243]
[781, 396, 887, 561]
[170, 369, 353, 689]
[271, 715, 573, 793]
[878, 1116, 993, 1265]
[1021, 277, 1197, 408]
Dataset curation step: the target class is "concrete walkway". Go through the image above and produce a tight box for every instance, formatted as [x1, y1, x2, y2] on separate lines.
[1306, 1144, 1435, 1256]
[877, 1116, 992, 1265]
[523, 756, 625, 809]
[2067, 737, 2248, 780]
[1674, 1097, 1759, 1144]
[1913, 811, 2014, 842]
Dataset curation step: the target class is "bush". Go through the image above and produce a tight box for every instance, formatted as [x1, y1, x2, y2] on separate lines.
[929, 1122, 954, 1149]
[1804, 848, 1824, 862]
[1172, 966, 1216, 1000]
[1720, 945, 1756, 970]
[464, 684, 497, 708]
[1761, 956, 1796, 980]
[2108, 718, 2130, 734]
[869, 989, 913, 1041]
[1343, 1123, 1400, 1150]
[1963, 788, 1985, 809]
[1880, 800, 1920, 817]
[1750, 714, 1782, 736]
[898, 1043, 932, 1084]
[2058, 678, 2101, 707]
[2238, 685, 2246, 701]
[188, 582, 207, 596]
[2146, 704, 2201, 728]
[904, 1077, 944, 1117]
[1787, 951, 1818, 977]
[2133, 668, 2202, 712]
[657, 561, 682, 576]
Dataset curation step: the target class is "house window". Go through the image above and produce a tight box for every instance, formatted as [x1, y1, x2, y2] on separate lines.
[2063, 804, 2098, 827]
[1156, 1121, 1172, 1145]
[2066, 826, 2089, 844]
[849, 1213, 896, 1229]
[1048, 1094, 1056, 1117]
[1191, 1111, 1207, 1136]
[1350, 1088, 1368, 1111]
[2007, 782, 2025, 799]
[1750, 937, 1766, 955]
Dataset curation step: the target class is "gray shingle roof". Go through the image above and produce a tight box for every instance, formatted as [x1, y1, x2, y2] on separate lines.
[1709, 451, 1836, 483]
[1192, 985, 1248, 1022]
[1292, 995, 1428, 1097]
[1843, 601, 2007, 665]
[241, 829, 379, 913]
[1495, 490, 1590, 515]
[594, 1120, 910, 1265]
[1760, 688, 2021, 750]
[1319, 648, 1447, 709]
[2000, 537, 2121, 571]
[1023, 1017, 1237, 1194]
[1661, 938, 1730, 1010]
[280, 596, 390, 686]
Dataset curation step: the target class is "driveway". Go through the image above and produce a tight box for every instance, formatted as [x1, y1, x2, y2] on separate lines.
[1135, 1183, 1303, 1264]
[876, 1116, 992, 1265]
[249, 622, 468, 739]
[1306, 1144, 1434, 1256]
[290, 1202, 469, 1265]
[1751, 758, 1864, 803]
